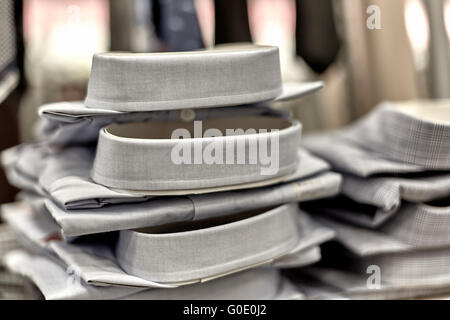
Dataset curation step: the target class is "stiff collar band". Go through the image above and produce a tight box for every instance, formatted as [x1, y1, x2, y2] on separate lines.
[85, 45, 323, 112]
[115, 203, 302, 283]
[92, 116, 301, 193]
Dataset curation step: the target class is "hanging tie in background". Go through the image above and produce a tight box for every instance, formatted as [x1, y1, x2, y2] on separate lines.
[295, 0, 340, 74]
[214, 0, 253, 45]
[151, 0, 204, 51]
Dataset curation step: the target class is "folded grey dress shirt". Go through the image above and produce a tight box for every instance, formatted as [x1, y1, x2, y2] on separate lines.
[2, 143, 341, 209]
[311, 239, 450, 287]
[303, 101, 450, 172]
[288, 267, 450, 300]
[2, 200, 335, 287]
[298, 101, 450, 295]
[313, 202, 450, 257]
[5, 250, 302, 300]
[306, 207, 450, 286]
[40, 170, 340, 237]
[302, 102, 450, 227]
[303, 170, 450, 227]
[340, 101, 450, 169]
[37, 101, 289, 146]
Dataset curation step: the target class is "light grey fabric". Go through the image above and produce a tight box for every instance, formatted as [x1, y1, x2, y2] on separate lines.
[49, 240, 182, 288]
[273, 246, 322, 269]
[341, 174, 450, 211]
[92, 116, 302, 191]
[45, 197, 192, 237]
[352, 247, 450, 285]
[338, 172, 450, 227]
[49, 213, 332, 287]
[311, 208, 450, 285]
[0, 224, 21, 264]
[295, 210, 450, 297]
[302, 102, 450, 173]
[3, 143, 339, 210]
[380, 202, 450, 248]
[37, 101, 288, 146]
[44, 171, 340, 237]
[3, 145, 149, 208]
[2, 200, 334, 287]
[304, 102, 450, 170]
[115, 203, 301, 283]
[313, 201, 450, 256]
[303, 171, 450, 228]
[302, 133, 424, 178]
[302, 243, 450, 287]
[298, 101, 450, 298]
[1, 145, 45, 195]
[314, 216, 412, 257]
[189, 171, 341, 221]
[293, 267, 450, 300]
[4, 250, 145, 300]
[4, 250, 302, 300]
[12, 145, 47, 184]
[302, 111, 450, 228]
[340, 101, 450, 169]
[2, 202, 61, 249]
[120, 267, 303, 300]
[85, 46, 323, 112]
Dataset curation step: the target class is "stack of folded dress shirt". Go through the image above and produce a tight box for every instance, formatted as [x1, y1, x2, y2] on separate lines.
[294, 100, 450, 299]
[0, 45, 342, 300]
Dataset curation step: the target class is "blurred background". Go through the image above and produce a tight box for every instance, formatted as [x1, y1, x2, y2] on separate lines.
[0, 0, 449, 259]
[0, 0, 449, 299]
